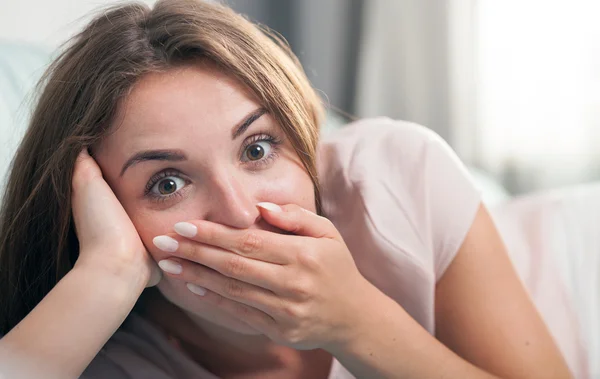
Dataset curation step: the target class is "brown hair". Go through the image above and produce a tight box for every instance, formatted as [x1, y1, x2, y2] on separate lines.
[0, 0, 324, 335]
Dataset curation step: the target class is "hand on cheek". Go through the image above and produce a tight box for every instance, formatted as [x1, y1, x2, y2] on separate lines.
[152, 202, 373, 351]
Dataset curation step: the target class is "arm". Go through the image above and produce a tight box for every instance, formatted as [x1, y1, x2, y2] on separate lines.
[434, 205, 572, 378]
[0, 150, 158, 379]
[0, 262, 145, 379]
[328, 205, 571, 379]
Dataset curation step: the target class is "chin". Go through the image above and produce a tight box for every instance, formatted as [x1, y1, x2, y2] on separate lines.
[189, 309, 263, 336]
[158, 283, 264, 336]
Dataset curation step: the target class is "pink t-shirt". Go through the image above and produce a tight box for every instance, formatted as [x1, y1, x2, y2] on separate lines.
[84, 118, 577, 378]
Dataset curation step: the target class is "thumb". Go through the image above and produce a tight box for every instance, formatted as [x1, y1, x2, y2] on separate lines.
[256, 202, 339, 240]
[146, 261, 163, 287]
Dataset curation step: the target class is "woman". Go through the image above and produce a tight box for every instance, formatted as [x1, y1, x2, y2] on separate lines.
[0, 1, 574, 378]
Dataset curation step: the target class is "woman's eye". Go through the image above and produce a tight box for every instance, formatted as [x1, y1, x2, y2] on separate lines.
[243, 141, 272, 162]
[151, 176, 186, 196]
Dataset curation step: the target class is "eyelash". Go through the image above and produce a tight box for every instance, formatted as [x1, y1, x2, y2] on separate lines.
[144, 170, 190, 203]
[241, 133, 282, 169]
[144, 133, 282, 203]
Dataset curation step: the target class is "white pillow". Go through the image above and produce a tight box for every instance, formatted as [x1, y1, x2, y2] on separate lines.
[0, 42, 50, 193]
[490, 184, 600, 377]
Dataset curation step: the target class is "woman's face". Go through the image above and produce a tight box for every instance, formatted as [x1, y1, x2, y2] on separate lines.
[94, 64, 316, 334]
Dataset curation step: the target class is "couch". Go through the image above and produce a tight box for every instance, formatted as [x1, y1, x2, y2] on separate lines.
[0, 41, 596, 378]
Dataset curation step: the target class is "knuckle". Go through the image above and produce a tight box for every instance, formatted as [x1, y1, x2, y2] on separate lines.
[223, 255, 247, 277]
[288, 279, 313, 300]
[224, 278, 245, 298]
[297, 246, 321, 270]
[238, 231, 262, 255]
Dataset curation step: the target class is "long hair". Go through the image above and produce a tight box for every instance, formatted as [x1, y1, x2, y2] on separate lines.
[0, 0, 324, 335]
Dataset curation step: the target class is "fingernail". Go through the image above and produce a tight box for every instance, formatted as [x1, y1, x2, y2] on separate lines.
[257, 202, 282, 212]
[174, 222, 197, 238]
[153, 235, 179, 252]
[158, 259, 182, 275]
[187, 283, 207, 296]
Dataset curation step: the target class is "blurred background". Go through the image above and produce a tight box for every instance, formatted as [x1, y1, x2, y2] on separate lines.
[2, 0, 600, 201]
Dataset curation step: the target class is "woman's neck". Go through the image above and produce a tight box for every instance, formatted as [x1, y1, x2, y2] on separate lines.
[138, 288, 333, 378]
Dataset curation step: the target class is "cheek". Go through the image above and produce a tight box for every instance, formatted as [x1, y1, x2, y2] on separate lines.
[127, 207, 191, 261]
[259, 165, 316, 212]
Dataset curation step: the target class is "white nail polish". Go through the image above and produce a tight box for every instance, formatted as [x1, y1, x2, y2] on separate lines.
[153, 235, 179, 252]
[158, 259, 182, 275]
[187, 283, 207, 296]
[257, 202, 282, 212]
[174, 222, 197, 238]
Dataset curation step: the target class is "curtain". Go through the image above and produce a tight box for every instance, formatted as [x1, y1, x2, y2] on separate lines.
[354, 0, 456, 142]
[474, 0, 600, 193]
[227, 0, 364, 114]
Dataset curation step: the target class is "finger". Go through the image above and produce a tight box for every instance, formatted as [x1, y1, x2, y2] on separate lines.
[153, 234, 286, 292]
[257, 203, 340, 240]
[72, 148, 102, 191]
[158, 258, 283, 316]
[72, 149, 123, 247]
[146, 256, 163, 287]
[171, 221, 294, 265]
[183, 280, 277, 335]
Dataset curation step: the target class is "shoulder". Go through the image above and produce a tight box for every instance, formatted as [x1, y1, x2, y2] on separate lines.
[318, 117, 470, 199]
[318, 117, 459, 184]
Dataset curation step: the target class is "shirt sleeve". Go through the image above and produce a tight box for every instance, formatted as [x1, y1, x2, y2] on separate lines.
[412, 122, 482, 279]
[320, 118, 482, 281]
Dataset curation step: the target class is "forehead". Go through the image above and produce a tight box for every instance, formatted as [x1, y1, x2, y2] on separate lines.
[103, 64, 260, 152]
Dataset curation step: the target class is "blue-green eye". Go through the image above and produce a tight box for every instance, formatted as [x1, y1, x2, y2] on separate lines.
[151, 176, 186, 196]
[243, 141, 272, 162]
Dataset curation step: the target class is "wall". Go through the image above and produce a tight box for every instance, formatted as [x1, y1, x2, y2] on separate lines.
[0, 0, 156, 48]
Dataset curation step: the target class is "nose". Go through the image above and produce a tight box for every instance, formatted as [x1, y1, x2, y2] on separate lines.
[203, 172, 260, 229]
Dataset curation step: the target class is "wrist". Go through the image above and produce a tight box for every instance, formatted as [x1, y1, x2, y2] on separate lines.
[325, 279, 390, 355]
[74, 250, 150, 292]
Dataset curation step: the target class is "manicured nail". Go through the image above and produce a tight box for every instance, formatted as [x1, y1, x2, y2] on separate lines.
[158, 259, 182, 275]
[174, 222, 197, 238]
[257, 202, 282, 212]
[187, 283, 207, 296]
[153, 235, 179, 252]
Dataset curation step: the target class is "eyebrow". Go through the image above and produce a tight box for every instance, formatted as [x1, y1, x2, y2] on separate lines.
[120, 149, 187, 177]
[232, 108, 267, 139]
[119, 108, 267, 177]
